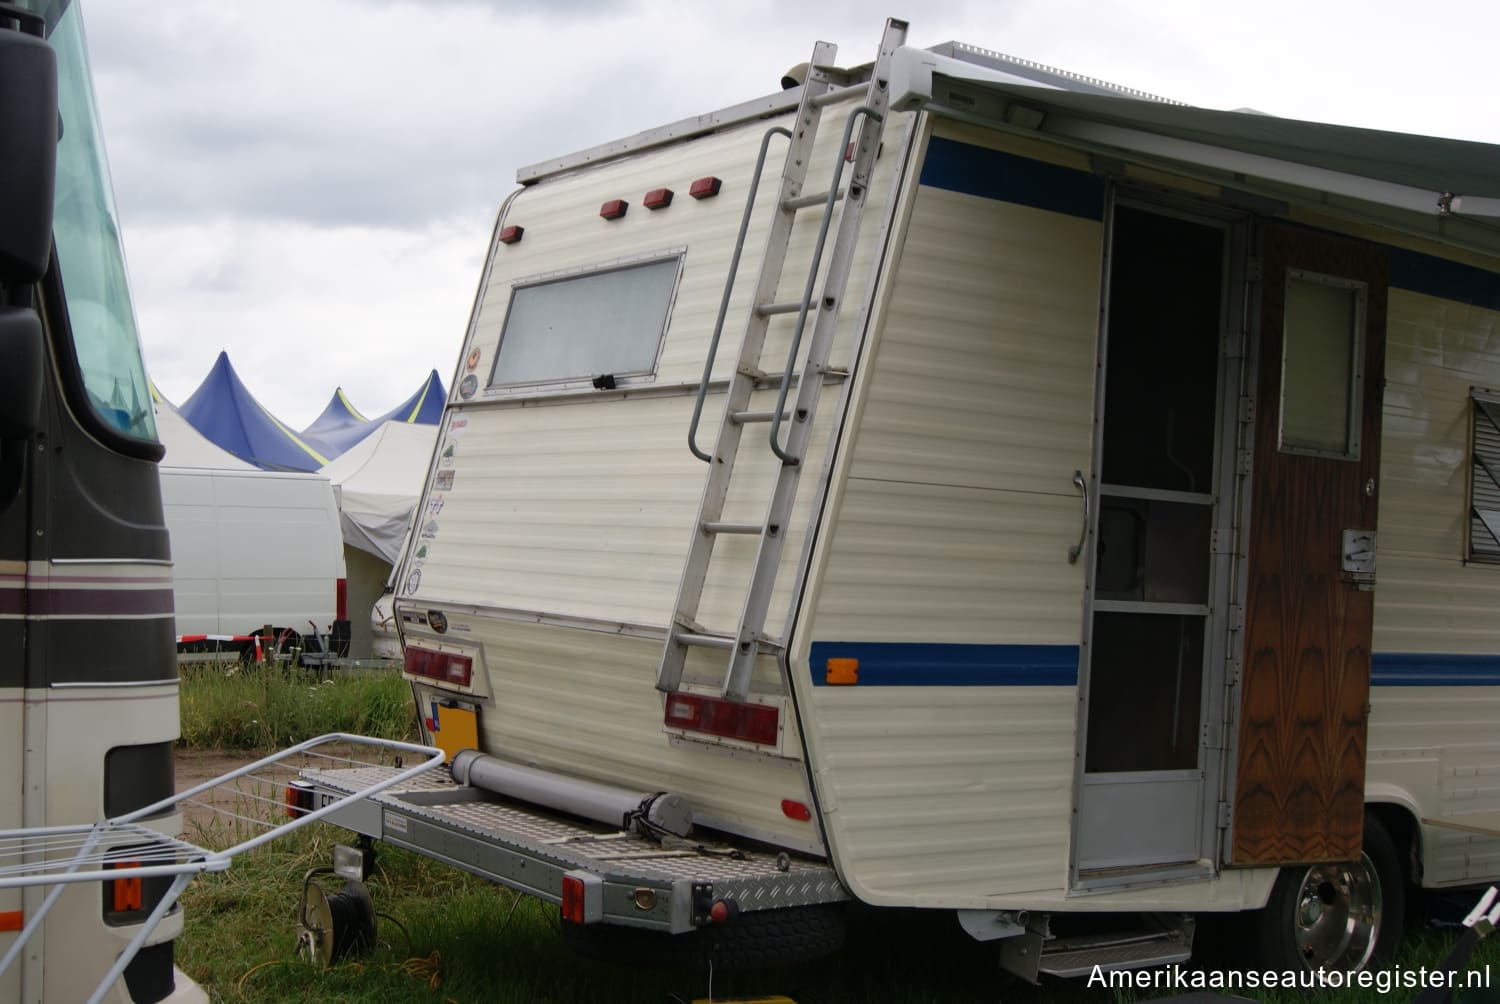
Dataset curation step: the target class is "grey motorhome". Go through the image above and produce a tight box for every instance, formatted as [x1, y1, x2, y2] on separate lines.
[0, 2, 205, 1000]
[305, 20, 1500, 976]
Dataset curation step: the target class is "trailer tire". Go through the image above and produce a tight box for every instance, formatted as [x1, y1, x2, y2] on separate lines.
[1248, 811, 1404, 971]
[559, 903, 847, 970]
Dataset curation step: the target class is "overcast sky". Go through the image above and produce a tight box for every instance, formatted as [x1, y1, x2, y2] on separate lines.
[82, 0, 1500, 429]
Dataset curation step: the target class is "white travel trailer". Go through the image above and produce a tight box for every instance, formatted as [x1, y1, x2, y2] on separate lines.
[306, 20, 1500, 977]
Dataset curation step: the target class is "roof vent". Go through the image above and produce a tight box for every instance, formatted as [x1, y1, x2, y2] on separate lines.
[781, 62, 808, 90]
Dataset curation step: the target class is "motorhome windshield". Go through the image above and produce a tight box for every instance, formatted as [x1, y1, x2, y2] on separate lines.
[32, 0, 157, 441]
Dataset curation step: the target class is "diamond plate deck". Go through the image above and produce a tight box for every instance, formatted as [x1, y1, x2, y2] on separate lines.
[304, 766, 847, 910]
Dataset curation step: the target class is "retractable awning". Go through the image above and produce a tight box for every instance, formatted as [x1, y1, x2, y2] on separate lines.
[889, 45, 1500, 235]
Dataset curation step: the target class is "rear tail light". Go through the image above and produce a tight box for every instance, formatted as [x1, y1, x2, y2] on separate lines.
[404, 646, 474, 688]
[336, 578, 348, 621]
[286, 781, 315, 819]
[560, 871, 601, 924]
[664, 693, 779, 746]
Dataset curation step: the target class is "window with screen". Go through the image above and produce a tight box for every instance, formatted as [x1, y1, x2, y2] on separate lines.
[1279, 269, 1366, 459]
[488, 255, 682, 390]
[1470, 390, 1500, 563]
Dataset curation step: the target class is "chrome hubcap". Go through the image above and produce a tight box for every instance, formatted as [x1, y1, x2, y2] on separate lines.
[1292, 854, 1381, 970]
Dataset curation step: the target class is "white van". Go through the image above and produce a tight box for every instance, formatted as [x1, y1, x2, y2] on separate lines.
[160, 467, 348, 657]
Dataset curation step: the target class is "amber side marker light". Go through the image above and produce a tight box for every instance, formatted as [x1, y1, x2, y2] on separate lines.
[825, 657, 858, 685]
[110, 862, 143, 912]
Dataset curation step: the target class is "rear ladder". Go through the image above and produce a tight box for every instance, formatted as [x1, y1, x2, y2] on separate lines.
[658, 19, 908, 701]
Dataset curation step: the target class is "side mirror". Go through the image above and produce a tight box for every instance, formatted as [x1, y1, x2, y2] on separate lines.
[0, 308, 43, 438]
[0, 21, 58, 284]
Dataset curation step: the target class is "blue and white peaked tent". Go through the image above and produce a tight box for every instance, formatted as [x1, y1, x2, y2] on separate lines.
[300, 370, 446, 457]
[179, 351, 331, 471]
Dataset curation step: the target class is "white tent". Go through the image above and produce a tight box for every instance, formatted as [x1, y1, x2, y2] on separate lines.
[320, 421, 438, 660]
[152, 393, 256, 470]
[318, 420, 438, 563]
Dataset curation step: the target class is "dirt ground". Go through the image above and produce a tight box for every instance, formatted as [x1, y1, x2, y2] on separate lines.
[174, 744, 375, 841]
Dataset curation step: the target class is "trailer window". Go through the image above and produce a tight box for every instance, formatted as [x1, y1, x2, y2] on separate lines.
[1470, 391, 1500, 563]
[489, 256, 681, 390]
[1279, 269, 1366, 459]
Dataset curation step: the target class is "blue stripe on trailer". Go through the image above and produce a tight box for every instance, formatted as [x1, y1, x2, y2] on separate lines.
[1371, 652, 1500, 686]
[808, 642, 1079, 686]
[1391, 248, 1500, 312]
[919, 136, 1105, 221]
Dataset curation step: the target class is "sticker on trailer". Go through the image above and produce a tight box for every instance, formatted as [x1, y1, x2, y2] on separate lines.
[434, 470, 455, 490]
[384, 812, 409, 835]
[427, 498, 445, 517]
[440, 444, 457, 466]
[466, 347, 481, 371]
[459, 374, 478, 399]
[406, 568, 422, 593]
[420, 520, 439, 539]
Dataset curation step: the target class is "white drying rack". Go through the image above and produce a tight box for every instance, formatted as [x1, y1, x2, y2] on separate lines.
[0, 733, 444, 1004]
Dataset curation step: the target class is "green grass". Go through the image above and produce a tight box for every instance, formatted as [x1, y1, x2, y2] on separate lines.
[178, 661, 414, 751]
[176, 821, 1500, 1003]
[173, 668, 1500, 1002]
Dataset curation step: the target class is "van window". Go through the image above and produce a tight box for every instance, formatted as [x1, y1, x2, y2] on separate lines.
[489, 255, 681, 389]
[1470, 390, 1500, 562]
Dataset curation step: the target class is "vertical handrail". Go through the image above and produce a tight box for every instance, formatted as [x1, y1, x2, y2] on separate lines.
[769, 106, 881, 464]
[687, 125, 793, 463]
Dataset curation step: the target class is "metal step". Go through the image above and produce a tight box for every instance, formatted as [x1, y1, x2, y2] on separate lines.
[1037, 927, 1193, 979]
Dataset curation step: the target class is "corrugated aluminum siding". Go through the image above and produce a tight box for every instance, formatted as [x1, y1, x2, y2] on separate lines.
[1368, 286, 1500, 884]
[403, 94, 912, 849]
[793, 124, 1101, 903]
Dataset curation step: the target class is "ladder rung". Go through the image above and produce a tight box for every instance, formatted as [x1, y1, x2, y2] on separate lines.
[677, 632, 736, 650]
[757, 300, 807, 317]
[809, 84, 861, 108]
[783, 189, 842, 212]
[703, 521, 761, 535]
[729, 410, 787, 424]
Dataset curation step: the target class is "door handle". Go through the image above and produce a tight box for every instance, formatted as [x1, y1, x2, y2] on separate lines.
[1068, 469, 1088, 565]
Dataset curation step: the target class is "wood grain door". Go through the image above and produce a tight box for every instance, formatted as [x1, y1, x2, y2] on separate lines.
[1231, 224, 1387, 866]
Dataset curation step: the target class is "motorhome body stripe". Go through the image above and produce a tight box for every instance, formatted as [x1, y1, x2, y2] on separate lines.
[0, 586, 174, 618]
[808, 642, 1080, 686]
[1370, 652, 1500, 686]
[1391, 248, 1500, 311]
[918, 136, 1105, 220]
[806, 644, 1500, 687]
[921, 138, 1500, 306]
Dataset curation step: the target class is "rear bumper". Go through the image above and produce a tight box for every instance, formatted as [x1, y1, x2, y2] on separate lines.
[302, 765, 847, 934]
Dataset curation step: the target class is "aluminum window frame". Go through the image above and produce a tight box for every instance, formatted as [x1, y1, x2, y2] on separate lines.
[485, 248, 686, 397]
[1277, 267, 1368, 461]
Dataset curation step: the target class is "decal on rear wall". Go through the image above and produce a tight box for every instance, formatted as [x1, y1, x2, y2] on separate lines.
[459, 374, 478, 399]
[434, 470, 455, 490]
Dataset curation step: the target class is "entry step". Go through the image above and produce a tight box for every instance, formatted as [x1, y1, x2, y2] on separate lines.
[1038, 925, 1193, 978]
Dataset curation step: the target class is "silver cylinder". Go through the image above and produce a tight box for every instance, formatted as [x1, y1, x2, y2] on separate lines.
[449, 750, 693, 837]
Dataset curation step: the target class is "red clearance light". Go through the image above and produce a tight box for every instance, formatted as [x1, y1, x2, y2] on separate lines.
[498, 224, 524, 244]
[664, 693, 779, 746]
[781, 799, 812, 822]
[403, 646, 473, 688]
[689, 176, 722, 199]
[643, 187, 673, 210]
[336, 577, 348, 621]
[561, 874, 585, 924]
[599, 199, 628, 220]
